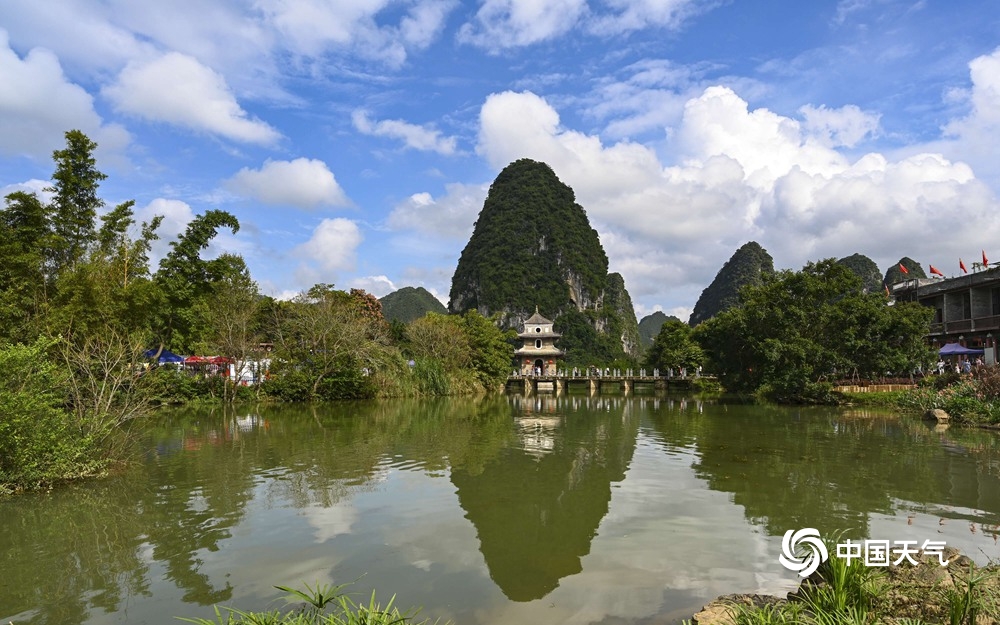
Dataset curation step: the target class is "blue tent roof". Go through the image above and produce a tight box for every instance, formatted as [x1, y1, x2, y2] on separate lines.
[938, 342, 984, 356]
[144, 348, 186, 363]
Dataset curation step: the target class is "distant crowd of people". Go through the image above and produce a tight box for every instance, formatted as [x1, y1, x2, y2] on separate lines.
[936, 357, 984, 375]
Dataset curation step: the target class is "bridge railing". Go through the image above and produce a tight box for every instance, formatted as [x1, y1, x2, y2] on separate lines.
[508, 367, 702, 380]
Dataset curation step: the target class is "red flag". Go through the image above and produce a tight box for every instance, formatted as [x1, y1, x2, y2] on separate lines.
[899, 263, 909, 275]
[960, 258, 968, 274]
[884, 283, 890, 297]
[984, 250, 990, 267]
[929, 265, 944, 277]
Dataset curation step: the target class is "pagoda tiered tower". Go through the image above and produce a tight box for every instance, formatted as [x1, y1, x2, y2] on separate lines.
[514, 308, 564, 376]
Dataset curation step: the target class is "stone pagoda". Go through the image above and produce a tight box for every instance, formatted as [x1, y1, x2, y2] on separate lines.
[515, 308, 564, 376]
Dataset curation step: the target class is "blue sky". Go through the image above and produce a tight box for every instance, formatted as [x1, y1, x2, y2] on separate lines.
[2, 0, 999, 320]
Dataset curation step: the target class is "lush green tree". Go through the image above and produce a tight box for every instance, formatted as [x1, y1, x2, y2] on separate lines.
[695, 259, 934, 402]
[0, 337, 81, 493]
[269, 284, 393, 400]
[47, 130, 107, 272]
[202, 258, 263, 398]
[689, 241, 773, 326]
[96, 200, 163, 288]
[0, 332, 152, 493]
[462, 310, 516, 389]
[407, 313, 472, 370]
[643, 319, 704, 373]
[153, 209, 240, 352]
[47, 200, 163, 339]
[0, 191, 52, 342]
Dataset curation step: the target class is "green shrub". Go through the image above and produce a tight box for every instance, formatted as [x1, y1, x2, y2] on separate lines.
[0, 338, 106, 494]
[412, 358, 449, 396]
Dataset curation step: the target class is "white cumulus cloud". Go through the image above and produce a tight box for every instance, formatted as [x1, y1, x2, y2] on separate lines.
[295, 218, 363, 273]
[458, 0, 587, 50]
[348, 275, 397, 298]
[225, 158, 350, 209]
[587, 0, 706, 36]
[458, 0, 706, 51]
[352, 110, 458, 155]
[0, 30, 130, 160]
[0, 179, 52, 202]
[261, 0, 455, 66]
[799, 103, 880, 148]
[938, 46, 1000, 188]
[103, 52, 281, 145]
[386, 183, 488, 239]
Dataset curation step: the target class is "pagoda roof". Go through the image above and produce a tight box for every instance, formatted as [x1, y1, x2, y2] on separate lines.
[524, 307, 554, 326]
[514, 346, 565, 356]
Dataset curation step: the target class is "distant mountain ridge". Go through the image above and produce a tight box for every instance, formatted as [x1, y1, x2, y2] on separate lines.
[379, 286, 447, 323]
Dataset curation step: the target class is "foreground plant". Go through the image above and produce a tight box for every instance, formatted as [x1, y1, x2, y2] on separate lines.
[179, 582, 448, 625]
[941, 562, 997, 625]
[801, 536, 886, 619]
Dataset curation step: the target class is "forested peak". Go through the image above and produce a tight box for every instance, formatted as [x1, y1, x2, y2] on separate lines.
[380, 286, 447, 323]
[836, 253, 882, 293]
[638, 311, 679, 348]
[490, 159, 568, 193]
[449, 158, 608, 323]
[689, 241, 774, 327]
[885, 256, 927, 285]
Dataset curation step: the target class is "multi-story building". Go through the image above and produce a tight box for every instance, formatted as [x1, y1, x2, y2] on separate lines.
[892, 269, 1000, 363]
[514, 308, 565, 376]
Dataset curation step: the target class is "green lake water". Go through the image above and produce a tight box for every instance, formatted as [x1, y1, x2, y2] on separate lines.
[4, 395, 1000, 625]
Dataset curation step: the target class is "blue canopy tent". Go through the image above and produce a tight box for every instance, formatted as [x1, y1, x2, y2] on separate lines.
[938, 342, 984, 357]
[144, 348, 186, 364]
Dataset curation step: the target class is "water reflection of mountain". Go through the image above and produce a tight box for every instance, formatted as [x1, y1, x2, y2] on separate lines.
[451, 395, 639, 601]
[643, 402, 1000, 538]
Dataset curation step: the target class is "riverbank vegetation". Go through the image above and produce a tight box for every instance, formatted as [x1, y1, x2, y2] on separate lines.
[181, 583, 448, 625]
[693, 546, 1000, 624]
[690, 259, 935, 404]
[844, 367, 1000, 426]
[0, 131, 514, 494]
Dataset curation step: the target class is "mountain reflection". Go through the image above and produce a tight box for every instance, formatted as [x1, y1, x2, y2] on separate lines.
[643, 401, 1000, 537]
[7, 396, 1000, 625]
[451, 395, 639, 601]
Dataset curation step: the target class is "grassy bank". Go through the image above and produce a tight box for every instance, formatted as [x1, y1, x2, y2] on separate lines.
[839, 369, 1000, 426]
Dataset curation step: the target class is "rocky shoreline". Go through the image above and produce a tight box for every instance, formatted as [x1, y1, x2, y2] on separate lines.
[690, 547, 1000, 624]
